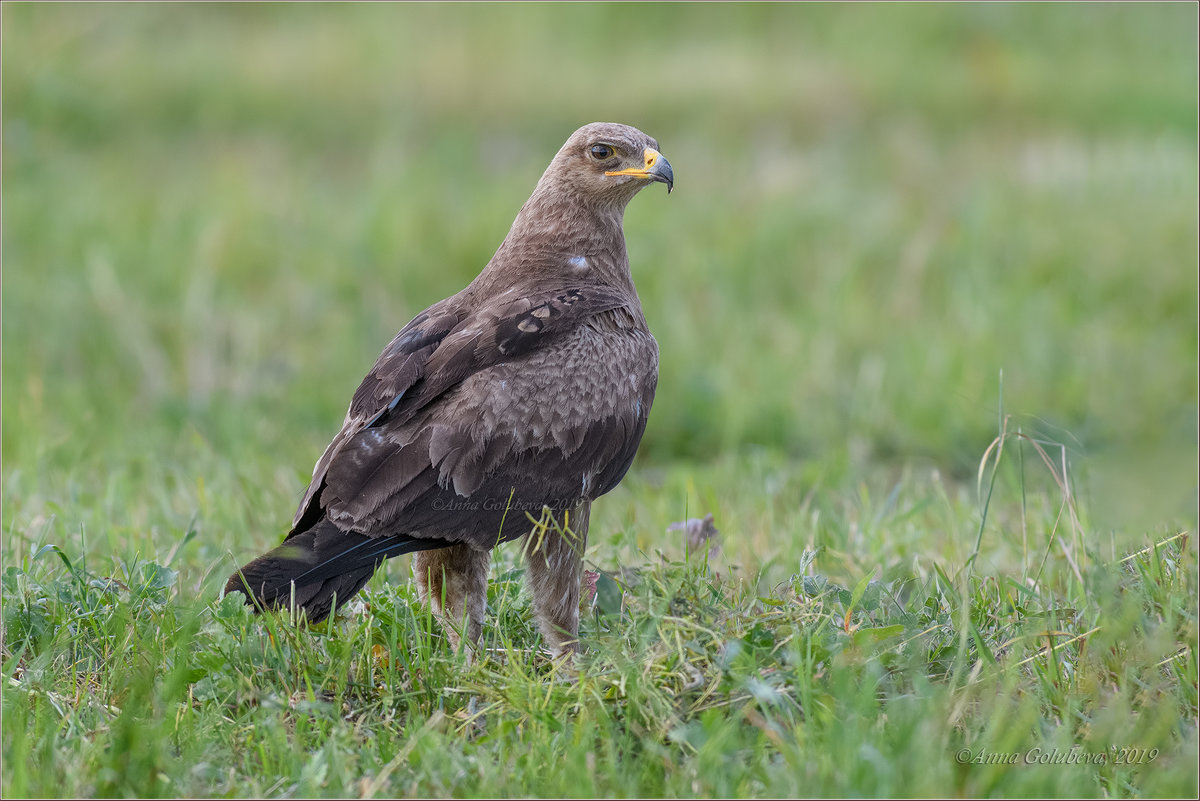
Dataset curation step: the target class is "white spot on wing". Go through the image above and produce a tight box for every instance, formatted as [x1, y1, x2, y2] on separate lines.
[567, 255, 588, 272]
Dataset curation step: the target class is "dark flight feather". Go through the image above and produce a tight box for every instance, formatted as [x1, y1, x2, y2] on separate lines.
[224, 518, 455, 622]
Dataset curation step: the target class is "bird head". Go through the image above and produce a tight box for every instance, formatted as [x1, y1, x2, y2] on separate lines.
[549, 122, 674, 205]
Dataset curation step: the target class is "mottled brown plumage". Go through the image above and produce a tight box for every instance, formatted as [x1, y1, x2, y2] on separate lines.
[225, 122, 672, 656]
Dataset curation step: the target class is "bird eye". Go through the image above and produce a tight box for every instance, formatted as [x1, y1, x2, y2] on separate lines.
[589, 143, 615, 160]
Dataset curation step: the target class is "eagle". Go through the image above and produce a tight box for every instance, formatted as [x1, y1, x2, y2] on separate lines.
[225, 122, 672, 657]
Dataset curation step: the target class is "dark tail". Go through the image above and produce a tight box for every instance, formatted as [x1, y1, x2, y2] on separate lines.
[224, 518, 451, 623]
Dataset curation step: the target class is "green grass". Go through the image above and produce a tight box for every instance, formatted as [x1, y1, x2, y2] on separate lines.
[3, 3, 1197, 797]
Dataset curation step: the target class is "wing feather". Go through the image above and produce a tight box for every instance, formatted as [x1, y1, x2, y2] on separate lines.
[293, 282, 655, 550]
[289, 305, 460, 532]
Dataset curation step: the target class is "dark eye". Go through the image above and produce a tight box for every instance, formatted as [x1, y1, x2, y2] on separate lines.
[589, 143, 614, 160]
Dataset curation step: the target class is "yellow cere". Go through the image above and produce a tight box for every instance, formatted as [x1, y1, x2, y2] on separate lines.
[605, 148, 663, 179]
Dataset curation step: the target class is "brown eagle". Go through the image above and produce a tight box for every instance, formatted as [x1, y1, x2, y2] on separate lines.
[225, 122, 672, 656]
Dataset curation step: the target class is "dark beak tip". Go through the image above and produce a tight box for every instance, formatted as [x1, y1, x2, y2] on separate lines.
[654, 157, 674, 195]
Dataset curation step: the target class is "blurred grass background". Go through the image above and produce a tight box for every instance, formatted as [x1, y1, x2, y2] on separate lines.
[3, 5, 1198, 798]
[4, 2, 1197, 583]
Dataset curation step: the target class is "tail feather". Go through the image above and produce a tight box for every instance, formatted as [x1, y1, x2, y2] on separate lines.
[225, 518, 451, 623]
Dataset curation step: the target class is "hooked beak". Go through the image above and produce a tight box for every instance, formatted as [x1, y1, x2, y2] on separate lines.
[605, 147, 674, 194]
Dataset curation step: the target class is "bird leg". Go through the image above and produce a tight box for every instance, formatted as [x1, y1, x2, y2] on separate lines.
[413, 544, 490, 656]
[523, 501, 591, 658]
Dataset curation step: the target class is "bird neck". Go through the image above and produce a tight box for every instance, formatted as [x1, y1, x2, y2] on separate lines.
[472, 188, 638, 296]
